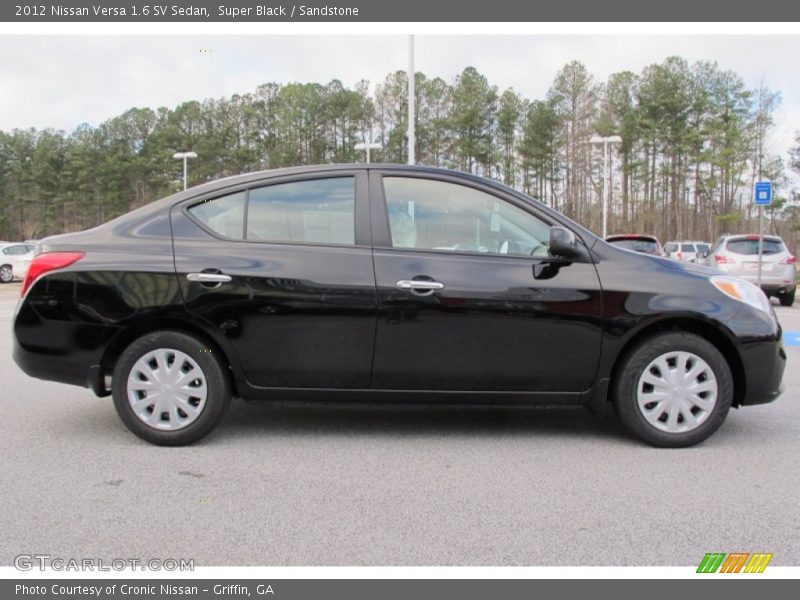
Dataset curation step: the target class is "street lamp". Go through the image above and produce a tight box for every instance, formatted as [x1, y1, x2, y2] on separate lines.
[589, 135, 622, 238]
[172, 151, 198, 191]
[354, 142, 382, 164]
[408, 34, 415, 165]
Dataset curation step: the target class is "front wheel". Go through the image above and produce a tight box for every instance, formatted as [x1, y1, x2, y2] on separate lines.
[612, 332, 733, 448]
[112, 331, 231, 445]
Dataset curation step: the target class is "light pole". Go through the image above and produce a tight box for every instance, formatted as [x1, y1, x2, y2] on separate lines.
[354, 142, 382, 164]
[589, 135, 622, 238]
[407, 34, 415, 165]
[173, 151, 198, 190]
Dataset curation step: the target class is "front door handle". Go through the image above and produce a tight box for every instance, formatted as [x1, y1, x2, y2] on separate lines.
[187, 273, 232, 284]
[396, 279, 444, 296]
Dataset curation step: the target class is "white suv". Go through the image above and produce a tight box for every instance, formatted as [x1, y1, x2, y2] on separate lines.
[664, 240, 710, 262]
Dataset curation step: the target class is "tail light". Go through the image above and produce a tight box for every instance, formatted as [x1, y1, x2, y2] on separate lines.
[780, 255, 796, 264]
[21, 252, 84, 297]
[715, 254, 734, 264]
[676, 252, 683, 261]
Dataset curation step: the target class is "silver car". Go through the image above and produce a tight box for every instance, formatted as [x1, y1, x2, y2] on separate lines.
[703, 234, 796, 306]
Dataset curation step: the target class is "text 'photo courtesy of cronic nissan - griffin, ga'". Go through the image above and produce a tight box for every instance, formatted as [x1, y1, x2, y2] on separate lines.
[11, 164, 786, 447]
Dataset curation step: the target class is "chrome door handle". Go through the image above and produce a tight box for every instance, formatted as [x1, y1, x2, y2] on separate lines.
[396, 280, 444, 291]
[187, 273, 232, 283]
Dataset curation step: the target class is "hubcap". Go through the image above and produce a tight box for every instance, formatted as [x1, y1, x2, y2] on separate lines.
[127, 348, 208, 431]
[636, 351, 718, 434]
[0, 266, 11, 282]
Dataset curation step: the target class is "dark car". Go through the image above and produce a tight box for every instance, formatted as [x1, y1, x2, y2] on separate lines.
[606, 234, 665, 256]
[12, 165, 785, 447]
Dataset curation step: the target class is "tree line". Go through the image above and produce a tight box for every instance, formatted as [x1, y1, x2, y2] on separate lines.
[2, 57, 800, 249]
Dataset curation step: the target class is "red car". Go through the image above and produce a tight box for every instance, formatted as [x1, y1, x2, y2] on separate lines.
[605, 234, 665, 256]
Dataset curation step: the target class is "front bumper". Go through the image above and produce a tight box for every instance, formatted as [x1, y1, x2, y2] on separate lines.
[737, 338, 786, 406]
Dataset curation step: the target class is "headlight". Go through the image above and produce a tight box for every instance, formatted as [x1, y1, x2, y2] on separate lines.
[710, 275, 772, 314]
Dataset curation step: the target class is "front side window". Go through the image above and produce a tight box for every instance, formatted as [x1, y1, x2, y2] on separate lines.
[247, 177, 355, 245]
[382, 177, 551, 257]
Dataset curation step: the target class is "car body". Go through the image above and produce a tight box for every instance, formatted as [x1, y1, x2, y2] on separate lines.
[605, 234, 665, 256]
[0, 242, 36, 283]
[12, 165, 785, 447]
[664, 240, 710, 263]
[703, 234, 797, 306]
[12, 259, 31, 281]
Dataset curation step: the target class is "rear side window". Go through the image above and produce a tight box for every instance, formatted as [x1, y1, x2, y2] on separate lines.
[726, 238, 784, 255]
[680, 244, 695, 252]
[247, 177, 354, 245]
[2, 244, 31, 256]
[188, 177, 355, 245]
[189, 191, 246, 239]
[696, 243, 709, 254]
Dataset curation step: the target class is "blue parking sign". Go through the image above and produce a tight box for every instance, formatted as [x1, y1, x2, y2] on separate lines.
[755, 181, 772, 206]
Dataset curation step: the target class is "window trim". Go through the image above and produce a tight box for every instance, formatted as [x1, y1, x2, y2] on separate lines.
[369, 171, 559, 261]
[181, 171, 369, 249]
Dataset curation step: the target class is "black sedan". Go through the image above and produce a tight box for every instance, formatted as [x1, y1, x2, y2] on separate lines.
[12, 165, 785, 447]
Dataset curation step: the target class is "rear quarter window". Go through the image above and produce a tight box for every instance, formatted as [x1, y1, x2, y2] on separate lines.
[189, 191, 246, 239]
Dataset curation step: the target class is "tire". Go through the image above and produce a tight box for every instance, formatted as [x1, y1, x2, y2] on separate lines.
[0, 264, 12, 283]
[779, 288, 795, 307]
[612, 332, 733, 448]
[112, 331, 231, 446]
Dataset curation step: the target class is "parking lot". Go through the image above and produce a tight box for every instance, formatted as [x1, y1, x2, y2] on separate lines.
[1, 280, 798, 567]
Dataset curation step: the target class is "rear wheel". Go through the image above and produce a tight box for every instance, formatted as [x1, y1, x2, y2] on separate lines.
[112, 331, 231, 445]
[779, 288, 795, 307]
[612, 332, 733, 447]
[0, 264, 12, 283]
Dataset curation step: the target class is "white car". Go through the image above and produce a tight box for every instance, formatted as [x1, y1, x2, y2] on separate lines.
[664, 240, 710, 262]
[0, 242, 36, 283]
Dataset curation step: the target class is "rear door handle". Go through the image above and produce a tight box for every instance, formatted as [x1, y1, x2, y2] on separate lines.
[396, 280, 444, 296]
[187, 273, 232, 283]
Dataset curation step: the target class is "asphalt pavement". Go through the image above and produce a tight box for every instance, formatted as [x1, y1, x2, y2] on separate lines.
[1, 281, 798, 566]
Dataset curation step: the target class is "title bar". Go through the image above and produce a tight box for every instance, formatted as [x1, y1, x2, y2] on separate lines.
[2, 0, 800, 22]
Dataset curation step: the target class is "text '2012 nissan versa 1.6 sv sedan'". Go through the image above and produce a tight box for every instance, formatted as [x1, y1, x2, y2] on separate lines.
[12, 165, 786, 447]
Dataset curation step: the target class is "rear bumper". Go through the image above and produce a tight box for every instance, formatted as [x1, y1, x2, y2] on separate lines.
[727, 270, 796, 294]
[12, 302, 118, 392]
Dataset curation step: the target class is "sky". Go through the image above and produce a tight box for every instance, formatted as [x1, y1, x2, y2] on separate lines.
[1, 34, 799, 158]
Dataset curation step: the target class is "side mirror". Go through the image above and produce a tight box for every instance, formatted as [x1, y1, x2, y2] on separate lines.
[549, 226, 588, 261]
[699, 250, 708, 259]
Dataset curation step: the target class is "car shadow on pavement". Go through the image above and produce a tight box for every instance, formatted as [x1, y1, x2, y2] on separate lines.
[213, 399, 633, 444]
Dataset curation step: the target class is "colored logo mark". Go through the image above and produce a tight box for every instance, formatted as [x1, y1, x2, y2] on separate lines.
[697, 552, 773, 573]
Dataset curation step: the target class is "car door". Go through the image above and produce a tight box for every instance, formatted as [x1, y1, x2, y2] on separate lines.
[171, 170, 377, 389]
[369, 172, 603, 396]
